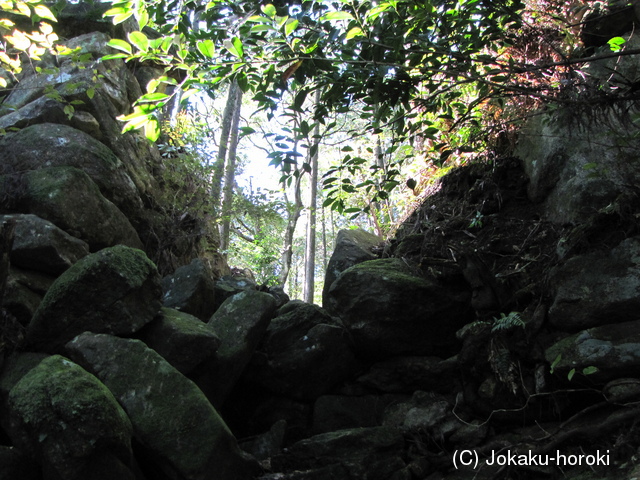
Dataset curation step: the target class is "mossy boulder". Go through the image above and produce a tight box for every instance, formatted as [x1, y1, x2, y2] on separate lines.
[0, 123, 143, 219]
[25, 245, 161, 353]
[325, 258, 472, 359]
[161, 258, 216, 321]
[545, 319, 640, 383]
[7, 355, 135, 480]
[322, 228, 381, 308]
[65, 332, 260, 480]
[138, 307, 221, 374]
[246, 302, 356, 400]
[194, 290, 277, 408]
[549, 236, 640, 332]
[1, 214, 89, 275]
[0, 166, 142, 251]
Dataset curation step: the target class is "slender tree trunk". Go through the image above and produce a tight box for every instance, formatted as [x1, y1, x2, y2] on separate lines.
[302, 98, 320, 303]
[278, 170, 303, 288]
[210, 81, 241, 211]
[321, 200, 327, 271]
[219, 87, 243, 257]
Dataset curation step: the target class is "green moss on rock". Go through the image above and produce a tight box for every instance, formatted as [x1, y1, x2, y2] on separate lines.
[26, 245, 161, 353]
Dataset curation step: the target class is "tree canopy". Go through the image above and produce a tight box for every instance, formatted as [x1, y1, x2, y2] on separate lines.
[96, 0, 633, 210]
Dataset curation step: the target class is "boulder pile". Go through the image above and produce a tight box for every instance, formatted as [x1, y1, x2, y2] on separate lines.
[3, 5, 640, 480]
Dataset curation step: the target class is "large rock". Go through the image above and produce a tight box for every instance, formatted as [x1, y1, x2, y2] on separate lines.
[270, 426, 409, 480]
[65, 332, 259, 480]
[325, 258, 472, 359]
[357, 355, 459, 394]
[162, 258, 216, 321]
[7, 355, 135, 480]
[0, 352, 49, 432]
[0, 123, 143, 218]
[214, 274, 258, 311]
[0, 31, 162, 206]
[25, 245, 161, 353]
[549, 236, 640, 332]
[312, 394, 404, 434]
[545, 320, 640, 383]
[515, 84, 640, 225]
[322, 228, 381, 308]
[247, 302, 356, 400]
[194, 290, 277, 407]
[1, 214, 89, 275]
[0, 166, 143, 251]
[2, 267, 54, 326]
[138, 307, 221, 374]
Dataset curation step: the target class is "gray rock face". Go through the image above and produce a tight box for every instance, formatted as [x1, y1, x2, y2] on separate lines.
[0, 38, 162, 200]
[213, 274, 258, 310]
[326, 258, 472, 358]
[357, 355, 459, 394]
[515, 88, 640, 225]
[7, 355, 135, 480]
[322, 228, 381, 308]
[65, 332, 259, 480]
[247, 302, 356, 400]
[162, 258, 216, 321]
[0, 166, 143, 251]
[2, 267, 54, 325]
[26, 245, 161, 353]
[138, 307, 221, 374]
[382, 391, 466, 441]
[312, 394, 404, 434]
[1, 214, 89, 275]
[195, 290, 277, 407]
[545, 319, 640, 383]
[270, 426, 408, 480]
[0, 123, 143, 218]
[549, 236, 640, 332]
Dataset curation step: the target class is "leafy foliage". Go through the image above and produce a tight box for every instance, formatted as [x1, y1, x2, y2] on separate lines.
[101, 0, 640, 211]
[0, 0, 59, 87]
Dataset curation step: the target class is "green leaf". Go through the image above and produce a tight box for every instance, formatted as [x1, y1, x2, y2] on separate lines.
[87, 87, 95, 99]
[101, 53, 129, 60]
[582, 366, 599, 376]
[224, 37, 244, 58]
[144, 118, 160, 142]
[321, 11, 354, 21]
[137, 9, 149, 29]
[113, 11, 135, 25]
[284, 18, 298, 36]
[33, 4, 56, 21]
[107, 39, 132, 54]
[608, 36, 626, 52]
[197, 39, 215, 58]
[346, 27, 363, 39]
[567, 368, 576, 381]
[103, 6, 127, 16]
[138, 92, 170, 102]
[261, 4, 277, 18]
[128, 31, 149, 52]
[550, 354, 561, 375]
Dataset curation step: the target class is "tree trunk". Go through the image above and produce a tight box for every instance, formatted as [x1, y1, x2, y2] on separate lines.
[219, 86, 243, 257]
[302, 103, 320, 303]
[210, 81, 241, 211]
[321, 200, 328, 270]
[278, 170, 303, 288]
